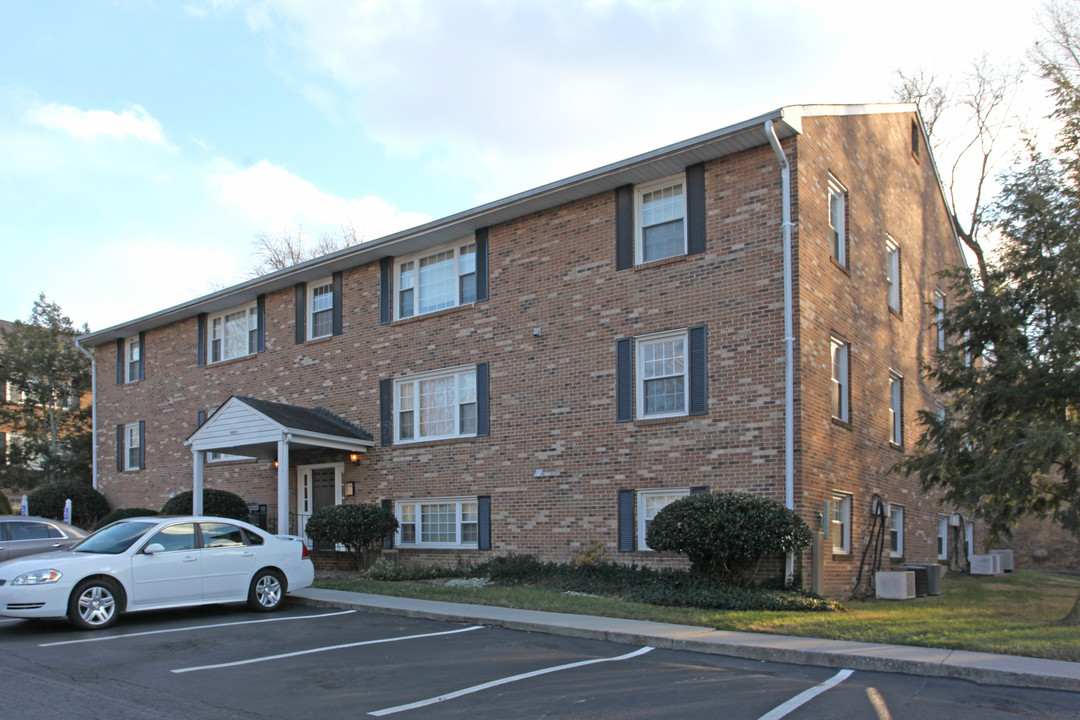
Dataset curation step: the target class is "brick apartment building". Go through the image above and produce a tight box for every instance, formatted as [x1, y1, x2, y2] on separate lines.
[77, 104, 970, 596]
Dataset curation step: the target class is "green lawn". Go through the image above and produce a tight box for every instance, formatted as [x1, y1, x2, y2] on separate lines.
[314, 569, 1080, 662]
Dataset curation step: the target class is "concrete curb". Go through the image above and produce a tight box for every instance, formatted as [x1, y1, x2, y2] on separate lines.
[289, 588, 1080, 693]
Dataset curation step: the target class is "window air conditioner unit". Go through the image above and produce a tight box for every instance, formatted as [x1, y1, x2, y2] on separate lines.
[948, 513, 961, 527]
[871, 498, 889, 515]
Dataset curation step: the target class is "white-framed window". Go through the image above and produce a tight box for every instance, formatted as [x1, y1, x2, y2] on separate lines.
[886, 236, 902, 313]
[396, 240, 477, 320]
[889, 371, 903, 446]
[889, 504, 904, 557]
[964, 522, 974, 558]
[636, 330, 689, 419]
[637, 488, 690, 551]
[4, 381, 27, 404]
[831, 336, 850, 423]
[395, 366, 477, 443]
[208, 302, 258, 363]
[125, 422, 141, 471]
[937, 514, 949, 560]
[208, 451, 254, 463]
[934, 290, 946, 351]
[636, 174, 687, 264]
[395, 497, 478, 548]
[125, 336, 141, 383]
[831, 492, 852, 554]
[828, 176, 847, 267]
[308, 278, 334, 340]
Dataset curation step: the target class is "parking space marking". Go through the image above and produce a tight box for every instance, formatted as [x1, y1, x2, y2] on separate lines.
[171, 625, 484, 674]
[755, 668, 854, 720]
[368, 645, 655, 717]
[39, 610, 356, 647]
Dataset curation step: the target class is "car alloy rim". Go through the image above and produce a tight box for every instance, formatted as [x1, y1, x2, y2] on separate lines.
[79, 586, 116, 625]
[256, 575, 282, 607]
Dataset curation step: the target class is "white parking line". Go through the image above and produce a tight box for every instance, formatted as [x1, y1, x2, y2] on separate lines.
[368, 646, 655, 717]
[39, 610, 356, 647]
[172, 625, 484, 674]
[755, 668, 854, 720]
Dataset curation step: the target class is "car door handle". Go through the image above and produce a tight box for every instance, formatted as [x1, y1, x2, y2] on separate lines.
[52, 543, 64, 547]
[242, 551, 255, 557]
[183, 555, 198, 562]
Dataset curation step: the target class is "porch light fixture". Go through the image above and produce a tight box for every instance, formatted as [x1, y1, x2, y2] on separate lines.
[273, 460, 279, 469]
[349, 453, 361, 466]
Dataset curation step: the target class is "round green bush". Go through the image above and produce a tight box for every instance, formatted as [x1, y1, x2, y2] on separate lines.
[160, 489, 249, 520]
[0, 493, 13, 515]
[646, 492, 813, 583]
[305, 503, 398, 569]
[94, 507, 159, 531]
[27, 480, 110, 529]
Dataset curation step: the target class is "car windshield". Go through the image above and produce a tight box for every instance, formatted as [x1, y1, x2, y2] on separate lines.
[71, 521, 158, 554]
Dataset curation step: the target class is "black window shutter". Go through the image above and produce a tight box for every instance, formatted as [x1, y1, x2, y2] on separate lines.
[379, 257, 392, 325]
[379, 379, 392, 446]
[256, 294, 266, 353]
[197, 410, 206, 427]
[478, 495, 491, 550]
[615, 185, 634, 270]
[382, 499, 394, 548]
[476, 362, 490, 437]
[689, 325, 707, 416]
[138, 331, 146, 381]
[0, 432, 6, 467]
[294, 283, 306, 344]
[475, 227, 489, 302]
[332, 271, 343, 337]
[686, 162, 706, 255]
[138, 421, 146, 469]
[116, 339, 124, 385]
[690, 486, 709, 495]
[116, 424, 123, 472]
[616, 338, 633, 422]
[618, 489, 635, 551]
[197, 314, 207, 367]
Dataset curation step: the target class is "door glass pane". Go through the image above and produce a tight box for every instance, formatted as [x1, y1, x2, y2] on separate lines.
[149, 523, 196, 552]
[201, 523, 246, 548]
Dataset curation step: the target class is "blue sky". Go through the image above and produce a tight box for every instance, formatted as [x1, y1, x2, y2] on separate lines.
[0, 0, 1047, 331]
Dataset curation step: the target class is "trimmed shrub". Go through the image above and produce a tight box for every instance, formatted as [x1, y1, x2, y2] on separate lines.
[94, 507, 159, 531]
[27, 480, 110, 529]
[304, 503, 398, 569]
[646, 492, 813, 583]
[160, 489, 248, 520]
[0, 493, 13, 515]
[363, 558, 450, 581]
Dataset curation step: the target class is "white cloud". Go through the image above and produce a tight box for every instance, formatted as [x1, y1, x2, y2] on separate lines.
[209, 158, 431, 241]
[25, 102, 167, 144]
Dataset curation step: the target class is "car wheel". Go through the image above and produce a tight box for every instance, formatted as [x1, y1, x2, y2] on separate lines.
[247, 569, 285, 612]
[68, 578, 121, 630]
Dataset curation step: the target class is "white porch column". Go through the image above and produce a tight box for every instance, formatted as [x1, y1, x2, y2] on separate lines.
[277, 435, 290, 535]
[192, 450, 205, 515]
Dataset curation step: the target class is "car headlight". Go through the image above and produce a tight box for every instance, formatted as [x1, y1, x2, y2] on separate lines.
[12, 569, 63, 585]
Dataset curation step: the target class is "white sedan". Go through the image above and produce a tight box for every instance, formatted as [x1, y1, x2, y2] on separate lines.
[0, 516, 314, 630]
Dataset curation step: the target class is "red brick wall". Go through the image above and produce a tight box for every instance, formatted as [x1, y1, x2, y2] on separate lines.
[91, 111, 965, 597]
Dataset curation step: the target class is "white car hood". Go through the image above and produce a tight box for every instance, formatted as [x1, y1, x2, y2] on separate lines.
[0, 550, 108, 577]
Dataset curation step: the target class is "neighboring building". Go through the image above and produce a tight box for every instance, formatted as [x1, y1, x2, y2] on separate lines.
[77, 104, 970, 596]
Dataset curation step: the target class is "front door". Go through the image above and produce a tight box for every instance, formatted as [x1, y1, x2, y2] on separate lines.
[297, 463, 343, 550]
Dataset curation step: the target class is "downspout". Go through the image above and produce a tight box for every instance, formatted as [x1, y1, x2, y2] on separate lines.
[765, 120, 796, 585]
[74, 340, 98, 490]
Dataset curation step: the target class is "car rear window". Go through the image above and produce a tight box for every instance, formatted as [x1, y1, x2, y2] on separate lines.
[6, 521, 62, 541]
[73, 521, 157, 554]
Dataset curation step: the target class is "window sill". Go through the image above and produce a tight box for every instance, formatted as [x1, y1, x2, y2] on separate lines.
[831, 417, 852, 430]
[830, 257, 850, 275]
[394, 302, 477, 325]
[303, 335, 335, 347]
[393, 436, 479, 449]
[634, 254, 689, 272]
[122, 378, 143, 386]
[831, 553, 853, 562]
[889, 307, 903, 320]
[889, 441, 904, 452]
[205, 353, 256, 369]
[634, 414, 691, 427]
[396, 545, 480, 552]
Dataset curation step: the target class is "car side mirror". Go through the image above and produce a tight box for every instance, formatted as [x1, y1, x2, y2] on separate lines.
[144, 543, 165, 555]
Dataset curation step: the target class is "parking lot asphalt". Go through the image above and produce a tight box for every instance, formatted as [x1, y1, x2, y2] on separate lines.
[3, 603, 1079, 720]
[290, 587, 1080, 693]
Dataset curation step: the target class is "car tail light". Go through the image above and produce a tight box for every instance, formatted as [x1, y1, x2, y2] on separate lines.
[301, 541, 309, 558]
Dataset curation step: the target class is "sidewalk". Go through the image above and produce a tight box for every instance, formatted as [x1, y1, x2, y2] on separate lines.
[290, 587, 1080, 693]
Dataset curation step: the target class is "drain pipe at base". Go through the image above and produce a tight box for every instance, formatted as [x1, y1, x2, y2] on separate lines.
[74, 340, 98, 490]
[765, 119, 796, 586]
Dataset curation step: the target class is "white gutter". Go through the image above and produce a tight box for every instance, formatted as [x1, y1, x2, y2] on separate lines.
[765, 120, 796, 585]
[74, 340, 98, 490]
